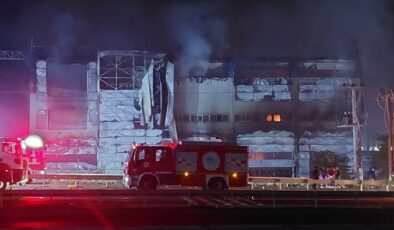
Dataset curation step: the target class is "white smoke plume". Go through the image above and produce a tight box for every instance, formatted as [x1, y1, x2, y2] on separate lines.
[164, 2, 228, 77]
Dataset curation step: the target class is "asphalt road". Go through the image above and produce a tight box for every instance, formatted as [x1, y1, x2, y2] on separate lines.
[2, 190, 394, 229]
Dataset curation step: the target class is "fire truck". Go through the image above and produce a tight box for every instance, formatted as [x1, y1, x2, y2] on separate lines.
[123, 141, 248, 190]
[0, 138, 30, 190]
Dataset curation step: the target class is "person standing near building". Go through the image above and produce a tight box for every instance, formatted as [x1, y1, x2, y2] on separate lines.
[369, 168, 376, 180]
[311, 166, 319, 189]
[328, 166, 335, 179]
[319, 167, 327, 180]
[335, 166, 341, 179]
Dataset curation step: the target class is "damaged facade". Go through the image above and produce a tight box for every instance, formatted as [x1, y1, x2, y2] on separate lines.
[27, 49, 363, 177]
[30, 60, 99, 172]
[175, 59, 363, 178]
[30, 50, 176, 174]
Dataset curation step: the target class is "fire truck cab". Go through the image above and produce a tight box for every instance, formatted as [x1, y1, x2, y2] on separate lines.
[123, 142, 248, 190]
[0, 138, 29, 190]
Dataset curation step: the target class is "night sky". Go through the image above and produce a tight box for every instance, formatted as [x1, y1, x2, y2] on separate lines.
[0, 0, 393, 140]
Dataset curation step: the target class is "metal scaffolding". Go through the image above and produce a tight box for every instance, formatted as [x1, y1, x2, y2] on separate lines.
[0, 50, 24, 60]
[97, 50, 166, 90]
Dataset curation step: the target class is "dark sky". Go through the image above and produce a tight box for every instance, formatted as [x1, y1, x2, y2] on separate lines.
[0, 0, 393, 139]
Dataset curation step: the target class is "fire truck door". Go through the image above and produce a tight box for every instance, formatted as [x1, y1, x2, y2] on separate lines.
[152, 147, 173, 172]
[147, 147, 173, 184]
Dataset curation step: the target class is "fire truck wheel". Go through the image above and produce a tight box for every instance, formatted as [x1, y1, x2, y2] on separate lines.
[207, 177, 227, 190]
[139, 176, 158, 190]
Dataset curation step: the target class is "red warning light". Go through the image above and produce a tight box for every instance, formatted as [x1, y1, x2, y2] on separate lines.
[24, 134, 44, 149]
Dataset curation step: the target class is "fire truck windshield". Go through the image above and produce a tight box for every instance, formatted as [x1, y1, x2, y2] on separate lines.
[132, 148, 145, 163]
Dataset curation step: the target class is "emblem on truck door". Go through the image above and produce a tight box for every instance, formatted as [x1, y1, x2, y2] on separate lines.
[202, 151, 220, 171]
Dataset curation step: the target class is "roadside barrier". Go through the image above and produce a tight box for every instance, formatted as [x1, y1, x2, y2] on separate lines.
[27, 173, 393, 191]
[249, 177, 392, 191]
[30, 173, 122, 188]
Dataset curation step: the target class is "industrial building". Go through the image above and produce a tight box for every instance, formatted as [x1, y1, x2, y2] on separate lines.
[1, 49, 365, 178]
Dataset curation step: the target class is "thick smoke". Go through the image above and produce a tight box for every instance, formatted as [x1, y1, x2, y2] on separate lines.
[50, 12, 77, 62]
[227, 0, 394, 139]
[164, 2, 228, 77]
[0, 0, 393, 138]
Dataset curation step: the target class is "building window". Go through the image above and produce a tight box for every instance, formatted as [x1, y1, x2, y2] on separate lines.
[210, 115, 217, 122]
[89, 109, 98, 125]
[190, 115, 197, 123]
[217, 115, 223, 122]
[203, 115, 209, 123]
[48, 104, 87, 130]
[36, 110, 48, 130]
[234, 114, 241, 122]
[182, 115, 190, 122]
[235, 114, 254, 122]
[266, 114, 283, 123]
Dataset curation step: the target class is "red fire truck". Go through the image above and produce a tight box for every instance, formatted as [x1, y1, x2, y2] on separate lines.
[123, 141, 248, 190]
[0, 138, 30, 190]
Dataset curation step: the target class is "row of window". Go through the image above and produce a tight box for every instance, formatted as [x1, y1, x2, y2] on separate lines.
[175, 114, 284, 123]
[176, 114, 230, 123]
[175, 113, 342, 123]
[249, 152, 293, 160]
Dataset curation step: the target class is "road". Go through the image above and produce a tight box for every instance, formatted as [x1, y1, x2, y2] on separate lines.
[2, 189, 394, 229]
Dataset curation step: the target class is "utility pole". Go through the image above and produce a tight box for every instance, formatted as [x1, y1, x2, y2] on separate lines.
[378, 89, 394, 181]
[387, 96, 393, 181]
[351, 85, 364, 179]
[340, 84, 364, 179]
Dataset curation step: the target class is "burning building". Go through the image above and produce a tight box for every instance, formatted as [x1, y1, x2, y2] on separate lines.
[30, 50, 176, 174]
[175, 58, 364, 178]
[27, 47, 364, 177]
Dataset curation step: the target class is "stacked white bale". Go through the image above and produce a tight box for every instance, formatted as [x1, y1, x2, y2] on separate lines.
[44, 137, 98, 173]
[253, 78, 272, 101]
[36, 60, 47, 93]
[236, 77, 291, 102]
[237, 130, 295, 168]
[298, 130, 354, 177]
[236, 85, 254, 101]
[299, 77, 355, 102]
[272, 85, 291, 101]
[98, 90, 162, 174]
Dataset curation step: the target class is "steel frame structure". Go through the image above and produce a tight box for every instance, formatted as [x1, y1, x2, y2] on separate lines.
[0, 50, 24, 60]
[97, 50, 166, 90]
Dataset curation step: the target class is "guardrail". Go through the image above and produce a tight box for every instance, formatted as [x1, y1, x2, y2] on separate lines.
[27, 174, 394, 191]
[30, 173, 122, 188]
[249, 177, 392, 191]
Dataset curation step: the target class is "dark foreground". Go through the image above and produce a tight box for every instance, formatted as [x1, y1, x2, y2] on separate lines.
[2, 190, 394, 229]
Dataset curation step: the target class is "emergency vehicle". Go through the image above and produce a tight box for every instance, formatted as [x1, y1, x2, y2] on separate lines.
[0, 138, 29, 190]
[123, 141, 248, 190]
